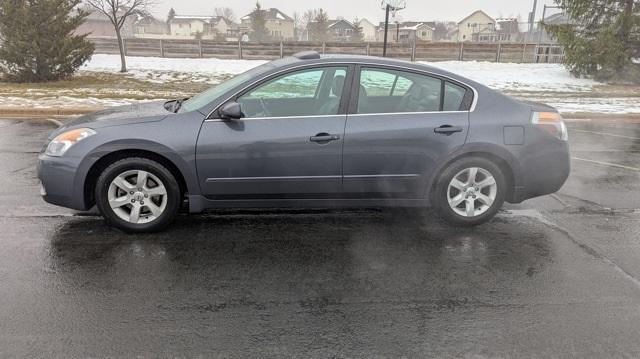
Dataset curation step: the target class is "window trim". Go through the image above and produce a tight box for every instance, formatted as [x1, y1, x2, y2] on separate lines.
[204, 61, 477, 121]
[348, 64, 474, 115]
[211, 64, 354, 120]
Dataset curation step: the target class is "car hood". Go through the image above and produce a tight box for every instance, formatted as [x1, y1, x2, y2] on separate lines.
[51, 101, 171, 137]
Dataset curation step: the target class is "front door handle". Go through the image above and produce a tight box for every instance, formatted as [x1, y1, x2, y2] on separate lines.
[310, 133, 341, 143]
[434, 125, 464, 135]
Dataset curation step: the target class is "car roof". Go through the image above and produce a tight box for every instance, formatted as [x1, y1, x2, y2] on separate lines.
[271, 51, 478, 87]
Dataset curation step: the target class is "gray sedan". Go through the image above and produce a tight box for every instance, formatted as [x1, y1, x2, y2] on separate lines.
[37, 52, 570, 232]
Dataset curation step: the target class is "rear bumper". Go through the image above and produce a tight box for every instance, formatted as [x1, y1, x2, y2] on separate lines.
[510, 140, 570, 203]
[37, 154, 88, 211]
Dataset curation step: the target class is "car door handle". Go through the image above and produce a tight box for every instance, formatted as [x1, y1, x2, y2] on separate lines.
[434, 125, 464, 135]
[310, 133, 340, 143]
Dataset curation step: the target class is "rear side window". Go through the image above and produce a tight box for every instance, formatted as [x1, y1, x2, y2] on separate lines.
[356, 67, 471, 114]
[443, 82, 467, 111]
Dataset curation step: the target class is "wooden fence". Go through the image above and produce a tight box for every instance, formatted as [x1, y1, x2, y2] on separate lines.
[90, 38, 565, 64]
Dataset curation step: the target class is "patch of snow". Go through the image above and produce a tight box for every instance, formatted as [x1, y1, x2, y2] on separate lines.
[83, 54, 267, 83]
[423, 61, 598, 93]
[12, 54, 636, 115]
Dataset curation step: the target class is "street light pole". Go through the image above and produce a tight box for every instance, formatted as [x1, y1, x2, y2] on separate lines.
[382, 4, 390, 57]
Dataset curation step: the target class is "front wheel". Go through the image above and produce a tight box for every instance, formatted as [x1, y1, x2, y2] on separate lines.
[95, 157, 181, 233]
[433, 157, 506, 226]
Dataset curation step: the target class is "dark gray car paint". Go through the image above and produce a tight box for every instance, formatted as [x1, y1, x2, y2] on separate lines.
[37, 54, 570, 213]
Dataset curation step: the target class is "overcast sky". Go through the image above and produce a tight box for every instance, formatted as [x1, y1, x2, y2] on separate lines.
[149, 0, 559, 24]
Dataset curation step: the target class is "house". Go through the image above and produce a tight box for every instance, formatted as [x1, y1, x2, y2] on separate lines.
[307, 19, 357, 42]
[495, 18, 521, 42]
[397, 23, 434, 43]
[75, 8, 135, 38]
[168, 15, 234, 40]
[377, 21, 436, 43]
[133, 16, 167, 38]
[530, 12, 573, 43]
[457, 10, 496, 42]
[356, 18, 377, 42]
[328, 19, 356, 42]
[240, 8, 295, 41]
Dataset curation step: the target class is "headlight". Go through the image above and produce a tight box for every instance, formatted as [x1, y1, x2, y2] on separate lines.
[45, 128, 96, 157]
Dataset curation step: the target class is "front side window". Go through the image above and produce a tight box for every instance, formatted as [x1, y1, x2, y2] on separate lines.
[238, 67, 348, 118]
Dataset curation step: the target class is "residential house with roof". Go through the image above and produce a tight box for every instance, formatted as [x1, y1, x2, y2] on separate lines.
[168, 15, 234, 40]
[456, 10, 496, 42]
[495, 18, 521, 42]
[377, 21, 436, 43]
[133, 15, 167, 38]
[240, 8, 294, 41]
[356, 18, 377, 42]
[531, 12, 573, 43]
[75, 8, 135, 38]
[306, 19, 358, 42]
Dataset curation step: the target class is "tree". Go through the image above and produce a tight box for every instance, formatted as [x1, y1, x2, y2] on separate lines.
[249, 2, 269, 42]
[166, 7, 175, 33]
[545, 0, 639, 82]
[292, 11, 301, 40]
[86, 0, 152, 72]
[352, 18, 364, 42]
[0, 0, 94, 82]
[310, 8, 330, 42]
[301, 9, 318, 40]
[214, 7, 235, 22]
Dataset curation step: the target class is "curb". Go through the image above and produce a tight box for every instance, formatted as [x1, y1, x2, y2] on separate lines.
[0, 107, 99, 119]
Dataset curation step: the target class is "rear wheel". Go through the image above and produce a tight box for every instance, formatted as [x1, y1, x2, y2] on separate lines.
[95, 157, 181, 233]
[433, 157, 506, 226]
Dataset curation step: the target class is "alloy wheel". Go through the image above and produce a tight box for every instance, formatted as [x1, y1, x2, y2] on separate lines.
[107, 170, 167, 224]
[447, 167, 498, 218]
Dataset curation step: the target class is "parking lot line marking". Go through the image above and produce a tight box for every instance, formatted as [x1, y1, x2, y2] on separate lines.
[569, 128, 640, 140]
[572, 157, 640, 172]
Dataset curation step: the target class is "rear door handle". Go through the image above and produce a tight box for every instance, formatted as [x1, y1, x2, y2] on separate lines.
[434, 125, 464, 135]
[310, 133, 341, 143]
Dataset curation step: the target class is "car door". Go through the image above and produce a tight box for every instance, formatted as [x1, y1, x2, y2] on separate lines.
[342, 66, 472, 198]
[196, 65, 352, 199]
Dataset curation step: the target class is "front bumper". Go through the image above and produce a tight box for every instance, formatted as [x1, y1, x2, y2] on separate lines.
[37, 154, 88, 211]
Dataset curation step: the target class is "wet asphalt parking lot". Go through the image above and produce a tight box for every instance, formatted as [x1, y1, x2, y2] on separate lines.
[0, 117, 639, 358]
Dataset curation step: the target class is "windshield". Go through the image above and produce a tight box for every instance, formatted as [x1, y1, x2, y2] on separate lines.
[180, 60, 288, 112]
[180, 72, 254, 112]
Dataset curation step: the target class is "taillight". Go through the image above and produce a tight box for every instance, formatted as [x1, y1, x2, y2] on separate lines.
[531, 112, 568, 141]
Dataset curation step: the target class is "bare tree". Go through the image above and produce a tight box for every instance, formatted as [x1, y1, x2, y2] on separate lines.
[214, 7, 235, 22]
[301, 9, 318, 41]
[85, 0, 152, 72]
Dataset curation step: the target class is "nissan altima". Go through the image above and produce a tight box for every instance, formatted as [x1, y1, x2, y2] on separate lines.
[37, 51, 570, 232]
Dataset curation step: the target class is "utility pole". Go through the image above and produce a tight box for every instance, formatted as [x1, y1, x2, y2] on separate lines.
[528, 0, 538, 35]
[383, 4, 390, 57]
[381, 1, 406, 57]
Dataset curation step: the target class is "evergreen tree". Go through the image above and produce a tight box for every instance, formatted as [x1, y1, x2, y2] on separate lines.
[311, 9, 330, 42]
[167, 7, 176, 33]
[352, 18, 365, 42]
[250, 2, 269, 42]
[0, 0, 94, 82]
[545, 0, 639, 82]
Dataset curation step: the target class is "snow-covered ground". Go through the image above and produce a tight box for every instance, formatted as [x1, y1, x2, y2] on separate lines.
[83, 55, 267, 84]
[1, 54, 637, 114]
[83, 54, 598, 93]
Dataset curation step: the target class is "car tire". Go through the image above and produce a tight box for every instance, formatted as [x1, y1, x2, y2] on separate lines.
[95, 157, 181, 233]
[433, 157, 506, 227]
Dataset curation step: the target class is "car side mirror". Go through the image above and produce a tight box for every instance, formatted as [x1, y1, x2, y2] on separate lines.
[219, 101, 244, 120]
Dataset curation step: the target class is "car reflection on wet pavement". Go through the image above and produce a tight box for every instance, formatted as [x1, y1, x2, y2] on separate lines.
[1, 118, 640, 357]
